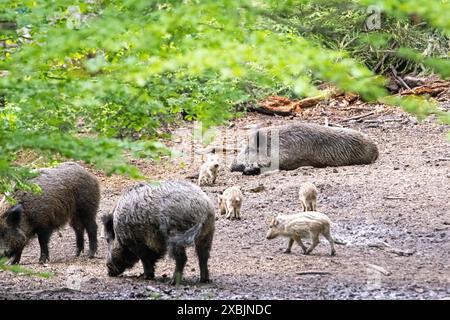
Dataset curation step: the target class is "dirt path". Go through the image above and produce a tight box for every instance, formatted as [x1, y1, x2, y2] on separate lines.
[1, 107, 449, 300]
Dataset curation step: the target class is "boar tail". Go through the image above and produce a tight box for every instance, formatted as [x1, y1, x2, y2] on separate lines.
[168, 223, 204, 247]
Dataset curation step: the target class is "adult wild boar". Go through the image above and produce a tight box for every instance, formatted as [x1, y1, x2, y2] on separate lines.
[0, 162, 100, 264]
[102, 181, 215, 285]
[231, 123, 379, 175]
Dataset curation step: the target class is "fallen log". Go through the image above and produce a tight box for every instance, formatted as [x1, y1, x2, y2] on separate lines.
[399, 81, 449, 97]
[252, 89, 337, 116]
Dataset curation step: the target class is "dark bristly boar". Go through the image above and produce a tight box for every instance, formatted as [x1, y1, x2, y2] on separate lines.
[231, 123, 379, 175]
[0, 162, 100, 264]
[266, 212, 336, 256]
[102, 181, 215, 285]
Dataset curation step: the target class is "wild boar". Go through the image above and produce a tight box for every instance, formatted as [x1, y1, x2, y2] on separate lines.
[198, 154, 220, 186]
[299, 182, 318, 211]
[218, 186, 243, 220]
[266, 212, 336, 256]
[102, 180, 215, 285]
[231, 123, 379, 175]
[0, 162, 100, 264]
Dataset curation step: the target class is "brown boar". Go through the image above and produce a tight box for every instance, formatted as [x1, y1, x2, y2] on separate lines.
[0, 162, 100, 264]
[231, 123, 379, 175]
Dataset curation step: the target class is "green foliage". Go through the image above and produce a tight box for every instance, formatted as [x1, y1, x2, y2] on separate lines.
[0, 257, 53, 278]
[261, 0, 449, 75]
[0, 0, 449, 194]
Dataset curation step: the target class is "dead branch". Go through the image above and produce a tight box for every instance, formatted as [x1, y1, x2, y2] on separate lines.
[367, 264, 391, 276]
[195, 146, 241, 155]
[390, 66, 411, 90]
[384, 196, 407, 200]
[295, 271, 331, 276]
[343, 111, 375, 122]
[185, 172, 199, 180]
[8, 287, 85, 296]
[368, 241, 415, 257]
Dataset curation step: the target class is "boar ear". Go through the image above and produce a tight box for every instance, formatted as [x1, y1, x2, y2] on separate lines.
[271, 216, 279, 226]
[5, 204, 23, 228]
[101, 214, 115, 242]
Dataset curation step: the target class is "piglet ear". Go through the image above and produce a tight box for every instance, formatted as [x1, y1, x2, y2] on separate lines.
[268, 216, 277, 226]
[272, 216, 280, 226]
[6, 204, 23, 228]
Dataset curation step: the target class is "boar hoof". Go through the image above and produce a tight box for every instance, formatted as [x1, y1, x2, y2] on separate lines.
[6, 258, 18, 266]
[330, 250, 336, 256]
[283, 249, 291, 254]
[143, 273, 155, 280]
[200, 278, 211, 284]
[39, 256, 49, 264]
[75, 249, 83, 257]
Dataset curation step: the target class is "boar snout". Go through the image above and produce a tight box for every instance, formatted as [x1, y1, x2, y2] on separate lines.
[266, 229, 277, 240]
[106, 261, 121, 277]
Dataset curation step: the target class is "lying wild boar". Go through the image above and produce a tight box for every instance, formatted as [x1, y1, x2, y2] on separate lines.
[198, 154, 220, 186]
[102, 181, 215, 285]
[231, 123, 379, 175]
[299, 182, 318, 211]
[0, 162, 100, 264]
[266, 212, 336, 256]
[218, 186, 243, 220]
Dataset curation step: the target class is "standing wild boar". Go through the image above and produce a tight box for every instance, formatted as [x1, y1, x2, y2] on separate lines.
[266, 212, 336, 256]
[0, 162, 100, 264]
[218, 186, 243, 220]
[231, 123, 379, 175]
[299, 182, 318, 211]
[102, 181, 215, 285]
[198, 154, 220, 186]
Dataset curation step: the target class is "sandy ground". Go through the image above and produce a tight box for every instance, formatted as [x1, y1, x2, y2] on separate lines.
[0, 104, 449, 300]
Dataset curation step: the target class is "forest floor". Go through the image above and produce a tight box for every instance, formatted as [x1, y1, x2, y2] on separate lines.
[1, 96, 449, 300]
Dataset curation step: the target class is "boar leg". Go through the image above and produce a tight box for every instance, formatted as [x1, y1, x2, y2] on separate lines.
[134, 246, 161, 280]
[84, 219, 98, 258]
[305, 233, 320, 255]
[169, 245, 187, 285]
[196, 232, 213, 283]
[323, 228, 336, 256]
[37, 229, 52, 263]
[301, 201, 307, 212]
[7, 248, 23, 265]
[225, 208, 231, 219]
[284, 238, 294, 254]
[294, 236, 308, 254]
[71, 219, 85, 256]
